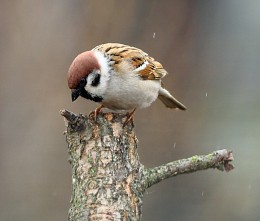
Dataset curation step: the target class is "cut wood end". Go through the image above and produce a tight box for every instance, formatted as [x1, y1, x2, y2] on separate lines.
[60, 109, 76, 121]
[60, 109, 86, 132]
[213, 149, 234, 172]
[224, 151, 234, 172]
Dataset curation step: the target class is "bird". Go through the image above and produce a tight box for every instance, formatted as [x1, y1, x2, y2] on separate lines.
[67, 43, 186, 124]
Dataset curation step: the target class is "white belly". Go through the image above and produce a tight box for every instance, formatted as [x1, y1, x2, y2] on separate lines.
[102, 72, 161, 110]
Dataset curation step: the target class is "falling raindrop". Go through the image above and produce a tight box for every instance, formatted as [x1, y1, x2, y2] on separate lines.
[205, 92, 208, 97]
[153, 32, 156, 38]
[173, 142, 176, 149]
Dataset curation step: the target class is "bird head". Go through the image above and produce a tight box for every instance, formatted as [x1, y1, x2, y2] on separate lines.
[67, 51, 103, 102]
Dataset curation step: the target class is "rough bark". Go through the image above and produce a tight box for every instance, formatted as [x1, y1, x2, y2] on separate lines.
[61, 110, 234, 221]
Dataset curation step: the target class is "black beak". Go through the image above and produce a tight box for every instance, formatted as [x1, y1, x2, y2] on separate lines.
[71, 89, 81, 102]
[71, 78, 87, 102]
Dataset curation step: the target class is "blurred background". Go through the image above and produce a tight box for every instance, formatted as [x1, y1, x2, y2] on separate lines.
[1, 0, 259, 220]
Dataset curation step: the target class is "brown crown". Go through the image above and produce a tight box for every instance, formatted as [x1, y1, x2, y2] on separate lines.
[67, 51, 100, 89]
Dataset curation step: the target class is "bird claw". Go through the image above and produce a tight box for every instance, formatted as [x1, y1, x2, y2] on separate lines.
[123, 108, 136, 127]
[94, 105, 104, 120]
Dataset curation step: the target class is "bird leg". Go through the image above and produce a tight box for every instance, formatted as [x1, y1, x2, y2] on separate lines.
[94, 104, 104, 120]
[123, 108, 136, 127]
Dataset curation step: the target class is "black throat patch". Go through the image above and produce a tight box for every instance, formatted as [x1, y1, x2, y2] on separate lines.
[80, 89, 103, 103]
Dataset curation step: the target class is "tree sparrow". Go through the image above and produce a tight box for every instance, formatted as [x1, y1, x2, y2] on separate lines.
[67, 43, 186, 122]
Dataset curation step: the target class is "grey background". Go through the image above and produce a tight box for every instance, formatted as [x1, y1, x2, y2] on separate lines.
[1, 0, 259, 220]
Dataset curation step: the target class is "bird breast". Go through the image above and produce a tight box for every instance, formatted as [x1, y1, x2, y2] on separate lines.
[101, 71, 161, 110]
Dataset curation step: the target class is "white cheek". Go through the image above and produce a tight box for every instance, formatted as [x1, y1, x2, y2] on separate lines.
[85, 72, 109, 96]
[86, 73, 95, 84]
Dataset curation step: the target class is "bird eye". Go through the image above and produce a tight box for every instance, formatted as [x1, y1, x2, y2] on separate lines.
[79, 78, 86, 85]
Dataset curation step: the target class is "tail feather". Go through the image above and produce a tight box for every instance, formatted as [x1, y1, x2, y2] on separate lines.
[158, 87, 186, 110]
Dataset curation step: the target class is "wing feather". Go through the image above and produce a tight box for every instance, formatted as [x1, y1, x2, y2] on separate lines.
[93, 43, 168, 80]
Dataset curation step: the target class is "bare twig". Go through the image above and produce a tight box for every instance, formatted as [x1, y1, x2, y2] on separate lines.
[142, 149, 234, 189]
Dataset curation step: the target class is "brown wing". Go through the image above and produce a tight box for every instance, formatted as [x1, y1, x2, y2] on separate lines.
[93, 43, 168, 80]
[137, 56, 168, 80]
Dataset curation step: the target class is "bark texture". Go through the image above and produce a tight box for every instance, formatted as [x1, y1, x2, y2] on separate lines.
[61, 110, 234, 221]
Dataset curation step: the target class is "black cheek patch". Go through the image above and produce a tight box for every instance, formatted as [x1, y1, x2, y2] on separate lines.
[91, 74, 101, 87]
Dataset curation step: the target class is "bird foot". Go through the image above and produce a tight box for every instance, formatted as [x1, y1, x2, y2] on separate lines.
[123, 108, 136, 127]
[94, 105, 104, 120]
